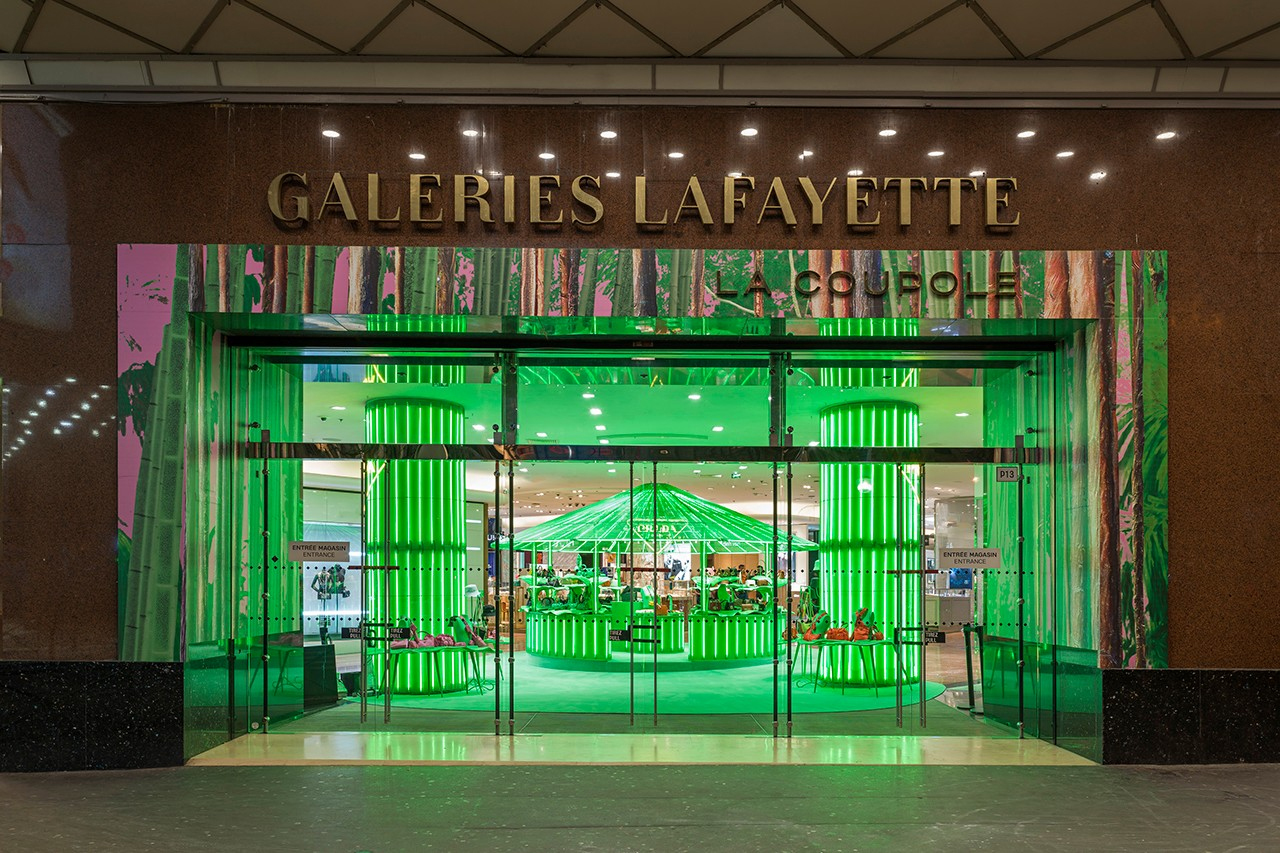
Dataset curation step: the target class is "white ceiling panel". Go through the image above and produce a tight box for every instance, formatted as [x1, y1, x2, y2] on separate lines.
[193, 2, 331, 54]
[612, 0, 749, 56]
[703, 5, 843, 58]
[538, 4, 666, 57]
[877, 6, 1010, 60]
[1216, 26, 1280, 60]
[1042, 5, 1183, 61]
[793, 0, 954, 56]
[71, 0, 216, 51]
[362, 3, 502, 56]
[0, 0, 31, 53]
[430, 0, 583, 54]
[1163, 0, 1280, 57]
[252, 0, 405, 53]
[980, 0, 1133, 56]
[24, 2, 156, 53]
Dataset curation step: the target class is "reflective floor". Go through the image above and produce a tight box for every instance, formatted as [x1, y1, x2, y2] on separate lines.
[4, 764, 1278, 852]
[189, 731, 1088, 766]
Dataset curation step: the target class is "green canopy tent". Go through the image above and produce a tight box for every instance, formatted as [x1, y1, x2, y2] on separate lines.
[512, 483, 818, 611]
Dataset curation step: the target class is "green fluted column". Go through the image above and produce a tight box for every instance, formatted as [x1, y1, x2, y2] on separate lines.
[819, 401, 921, 687]
[365, 397, 468, 694]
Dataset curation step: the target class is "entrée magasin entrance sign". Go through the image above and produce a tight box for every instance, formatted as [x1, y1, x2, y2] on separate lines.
[268, 172, 1021, 231]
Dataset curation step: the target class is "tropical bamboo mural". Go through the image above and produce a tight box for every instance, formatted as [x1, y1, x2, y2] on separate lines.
[117, 245, 1168, 670]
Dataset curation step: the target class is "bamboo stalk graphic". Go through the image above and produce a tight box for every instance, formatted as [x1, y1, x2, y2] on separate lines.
[301, 246, 316, 314]
[436, 247, 455, 314]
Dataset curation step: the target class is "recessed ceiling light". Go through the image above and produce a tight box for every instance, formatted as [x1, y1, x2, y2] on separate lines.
[955, 412, 970, 418]
[472, 423, 486, 431]
[688, 393, 701, 400]
[667, 151, 684, 159]
[712, 426, 724, 432]
[605, 171, 621, 178]
[600, 130, 617, 139]
[536, 432, 548, 438]
[847, 168, 864, 176]
[539, 152, 555, 160]
[595, 425, 606, 431]
[1017, 130, 1036, 138]
[1090, 170, 1107, 181]
[969, 169, 986, 177]
[321, 129, 340, 139]
[927, 150, 944, 157]
[878, 129, 897, 137]
[462, 129, 480, 137]
[330, 405, 346, 411]
[1056, 150, 1075, 158]
[799, 149, 813, 158]
[589, 407, 602, 416]
[740, 127, 758, 137]
[727, 171, 743, 178]
[409, 152, 426, 160]
[1155, 130, 1176, 140]
[582, 392, 595, 399]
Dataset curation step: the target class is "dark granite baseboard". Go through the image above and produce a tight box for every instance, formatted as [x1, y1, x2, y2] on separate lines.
[0, 661, 183, 772]
[1103, 668, 1280, 764]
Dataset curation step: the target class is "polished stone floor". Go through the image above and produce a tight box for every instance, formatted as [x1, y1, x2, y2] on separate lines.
[3, 764, 1278, 851]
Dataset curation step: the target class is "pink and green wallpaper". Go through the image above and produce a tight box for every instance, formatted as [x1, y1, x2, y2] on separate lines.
[117, 245, 1168, 669]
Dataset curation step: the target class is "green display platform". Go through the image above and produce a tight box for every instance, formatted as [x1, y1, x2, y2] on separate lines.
[379, 652, 945, 715]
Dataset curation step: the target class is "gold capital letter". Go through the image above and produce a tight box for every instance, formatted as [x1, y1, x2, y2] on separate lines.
[932, 177, 978, 226]
[315, 172, 356, 221]
[367, 173, 401, 223]
[884, 177, 926, 226]
[845, 177, 879, 226]
[634, 176, 668, 226]
[798, 177, 838, 225]
[756, 177, 797, 226]
[455, 175, 494, 224]
[409, 174, 443, 223]
[268, 172, 309, 222]
[675, 177, 714, 224]
[985, 178, 1021, 226]
[571, 175, 604, 226]
[529, 175, 562, 225]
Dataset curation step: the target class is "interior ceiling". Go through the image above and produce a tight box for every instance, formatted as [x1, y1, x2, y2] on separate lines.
[5, 0, 1280, 61]
[299, 377, 985, 523]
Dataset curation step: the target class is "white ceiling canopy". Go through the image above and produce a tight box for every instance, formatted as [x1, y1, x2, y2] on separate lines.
[3, 0, 1280, 101]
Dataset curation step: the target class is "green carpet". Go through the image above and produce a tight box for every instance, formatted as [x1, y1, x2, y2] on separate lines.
[380, 653, 945, 714]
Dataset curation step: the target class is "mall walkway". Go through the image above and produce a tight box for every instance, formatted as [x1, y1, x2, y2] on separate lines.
[2, 764, 1277, 851]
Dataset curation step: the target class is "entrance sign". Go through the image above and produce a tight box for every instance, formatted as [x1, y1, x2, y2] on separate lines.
[995, 466, 1021, 482]
[939, 548, 1002, 570]
[288, 540, 351, 563]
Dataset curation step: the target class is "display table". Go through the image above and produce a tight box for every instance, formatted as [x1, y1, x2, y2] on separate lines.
[525, 610, 612, 661]
[794, 639, 902, 692]
[688, 610, 781, 661]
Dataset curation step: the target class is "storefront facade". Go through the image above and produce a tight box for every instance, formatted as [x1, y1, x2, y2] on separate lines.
[0, 102, 1275, 768]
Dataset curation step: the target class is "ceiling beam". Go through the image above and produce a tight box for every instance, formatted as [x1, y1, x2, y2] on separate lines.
[12, 0, 45, 54]
[601, 0, 680, 57]
[417, 1, 516, 56]
[862, 1, 966, 59]
[183, 0, 228, 54]
[693, 1, 780, 58]
[53, 0, 174, 53]
[1202, 18, 1280, 60]
[234, 0, 343, 54]
[1029, 0, 1146, 59]
[969, 0, 1024, 60]
[523, 0, 595, 57]
[782, 0, 854, 59]
[1150, 0, 1194, 60]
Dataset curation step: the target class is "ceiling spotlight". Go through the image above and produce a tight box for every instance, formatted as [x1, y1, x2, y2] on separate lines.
[462, 129, 480, 137]
[589, 408, 602, 416]
[927, 150, 944, 157]
[878, 129, 897, 137]
[321, 129, 340, 139]
[1056, 150, 1075, 158]
[740, 127, 758, 137]
[1017, 130, 1036, 138]
[799, 149, 813, 158]
[605, 171, 621, 178]
[667, 151, 684, 159]
[969, 169, 986, 177]
[600, 130, 618, 139]
[539, 152, 555, 160]
[847, 168, 864, 176]
[1156, 130, 1176, 140]
[330, 405, 346, 411]
[727, 171, 743, 178]
[688, 393, 701, 400]
[409, 152, 426, 160]
[582, 392, 595, 399]
[712, 426, 724, 432]
[1090, 170, 1108, 181]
